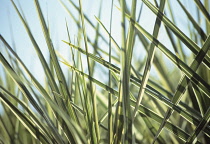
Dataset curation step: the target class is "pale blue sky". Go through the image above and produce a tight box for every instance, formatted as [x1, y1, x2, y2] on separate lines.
[0, 0, 207, 86]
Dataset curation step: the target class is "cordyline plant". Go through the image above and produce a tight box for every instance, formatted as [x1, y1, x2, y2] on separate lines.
[0, 0, 210, 143]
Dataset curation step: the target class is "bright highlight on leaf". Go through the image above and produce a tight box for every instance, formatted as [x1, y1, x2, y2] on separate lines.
[0, 0, 209, 143]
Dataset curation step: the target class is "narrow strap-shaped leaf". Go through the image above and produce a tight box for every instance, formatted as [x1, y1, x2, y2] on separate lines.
[140, 0, 210, 67]
[63, 41, 168, 95]
[59, 0, 121, 58]
[62, 41, 205, 117]
[9, 1, 58, 92]
[61, 41, 203, 120]
[191, 83, 207, 116]
[0, 92, 51, 144]
[1, 72, 86, 143]
[172, 36, 210, 104]
[78, 51, 96, 143]
[186, 107, 210, 143]
[78, 0, 99, 143]
[61, 61, 210, 136]
[9, 1, 65, 109]
[136, 28, 174, 91]
[64, 20, 91, 130]
[0, 87, 54, 142]
[98, 90, 167, 144]
[0, 35, 79, 143]
[122, 0, 136, 142]
[152, 36, 210, 143]
[98, 98, 118, 126]
[177, 0, 207, 41]
[0, 114, 15, 143]
[96, 16, 175, 93]
[140, 113, 167, 144]
[0, 52, 66, 144]
[108, 0, 114, 143]
[166, 1, 186, 62]
[33, 1, 76, 121]
[194, 0, 210, 22]
[60, 0, 109, 45]
[0, 36, 53, 104]
[134, 103, 202, 143]
[133, 0, 166, 120]
[123, 13, 210, 96]
[64, 20, 86, 124]
[40, 89, 87, 144]
[204, 1, 210, 34]
[118, 8, 210, 96]
[61, 61, 195, 142]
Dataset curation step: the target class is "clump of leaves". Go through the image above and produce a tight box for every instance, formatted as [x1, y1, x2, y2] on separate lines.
[0, 0, 209, 143]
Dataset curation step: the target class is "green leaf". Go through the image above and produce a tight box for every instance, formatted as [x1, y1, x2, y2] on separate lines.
[152, 36, 210, 143]
[140, 0, 210, 68]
